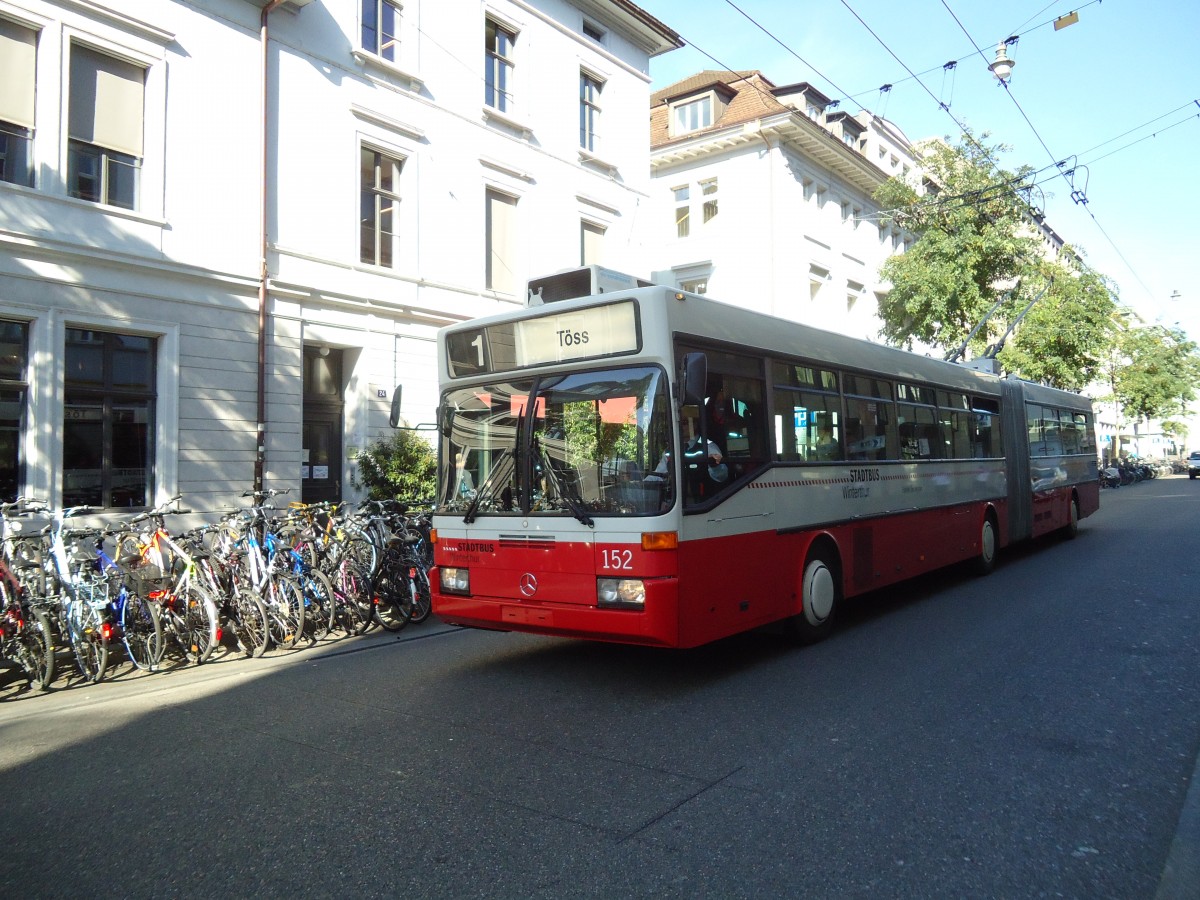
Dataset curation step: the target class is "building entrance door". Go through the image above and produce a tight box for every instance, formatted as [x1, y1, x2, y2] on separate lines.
[302, 347, 343, 504]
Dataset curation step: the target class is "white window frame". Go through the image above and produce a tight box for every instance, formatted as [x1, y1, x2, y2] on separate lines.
[580, 219, 605, 267]
[669, 92, 717, 137]
[485, 16, 517, 115]
[579, 70, 603, 153]
[673, 184, 690, 238]
[37, 310, 179, 509]
[700, 177, 718, 224]
[485, 187, 519, 295]
[60, 28, 166, 222]
[361, 0, 402, 61]
[359, 143, 405, 269]
[66, 41, 146, 211]
[0, 14, 37, 188]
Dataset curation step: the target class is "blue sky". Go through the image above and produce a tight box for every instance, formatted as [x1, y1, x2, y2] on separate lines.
[639, 0, 1200, 338]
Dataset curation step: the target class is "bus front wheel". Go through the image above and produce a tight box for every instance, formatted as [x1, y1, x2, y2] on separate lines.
[790, 551, 838, 644]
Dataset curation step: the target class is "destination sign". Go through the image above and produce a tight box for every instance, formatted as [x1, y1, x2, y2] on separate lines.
[445, 300, 640, 377]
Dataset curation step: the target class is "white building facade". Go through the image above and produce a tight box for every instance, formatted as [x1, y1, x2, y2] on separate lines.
[644, 71, 920, 341]
[0, 0, 679, 513]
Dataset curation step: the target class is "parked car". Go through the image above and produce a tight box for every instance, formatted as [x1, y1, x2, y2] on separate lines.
[1188, 451, 1200, 479]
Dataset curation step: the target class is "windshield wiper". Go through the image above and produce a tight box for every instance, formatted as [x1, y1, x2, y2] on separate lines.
[462, 448, 515, 524]
[535, 438, 594, 527]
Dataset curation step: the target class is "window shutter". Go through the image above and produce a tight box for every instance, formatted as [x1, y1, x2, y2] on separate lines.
[581, 222, 604, 266]
[69, 44, 145, 157]
[0, 18, 37, 129]
[486, 190, 517, 294]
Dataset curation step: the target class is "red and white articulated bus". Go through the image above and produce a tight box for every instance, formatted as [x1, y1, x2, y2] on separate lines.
[428, 267, 1099, 648]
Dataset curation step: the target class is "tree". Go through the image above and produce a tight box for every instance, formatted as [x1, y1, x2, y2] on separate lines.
[995, 260, 1118, 391]
[1113, 325, 1200, 426]
[356, 428, 437, 501]
[874, 131, 1039, 352]
[873, 131, 1117, 390]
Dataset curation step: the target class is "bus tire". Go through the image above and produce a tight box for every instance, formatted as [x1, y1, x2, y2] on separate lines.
[974, 514, 998, 576]
[1062, 496, 1079, 540]
[790, 550, 838, 644]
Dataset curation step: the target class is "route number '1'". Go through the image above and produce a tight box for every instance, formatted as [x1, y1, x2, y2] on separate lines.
[602, 549, 633, 570]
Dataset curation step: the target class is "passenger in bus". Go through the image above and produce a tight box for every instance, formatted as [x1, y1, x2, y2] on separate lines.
[454, 452, 475, 498]
[814, 422, 840, 461]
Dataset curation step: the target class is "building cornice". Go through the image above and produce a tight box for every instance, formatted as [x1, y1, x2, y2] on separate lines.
[652, 111, 891, 195]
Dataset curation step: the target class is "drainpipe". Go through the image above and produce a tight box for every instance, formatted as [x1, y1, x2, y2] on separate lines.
[255, 0, 287, 492]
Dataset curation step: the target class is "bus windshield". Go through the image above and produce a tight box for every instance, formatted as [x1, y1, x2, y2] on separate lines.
[438, 365, 673, 518]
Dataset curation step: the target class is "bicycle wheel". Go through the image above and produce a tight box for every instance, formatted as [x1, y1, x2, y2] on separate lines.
[370, 560, 410, 633]
[120, 590, 163, 672]
[16, 605, 55, 691]
[265, 575, 305, 651]
[331, 560, 374, 636]
[340, 532, 378, 578]
[302, 569, 335, 642]
[179, 584, 220, 664]
[407, 564, 433, 624]
[230, 593, 270, 658]
[67, 602, 109, 683]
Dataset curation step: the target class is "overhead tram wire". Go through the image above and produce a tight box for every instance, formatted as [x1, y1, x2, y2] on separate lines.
[938, 0, 1159, 301]
[836, 0, 1105, 113]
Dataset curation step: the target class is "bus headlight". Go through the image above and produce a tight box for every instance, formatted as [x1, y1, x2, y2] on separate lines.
[440, 567, 470, 595]
[597, 578, 645, 609]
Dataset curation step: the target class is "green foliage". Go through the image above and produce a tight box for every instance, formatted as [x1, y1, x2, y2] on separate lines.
[1111, 326, 1200, 424]
[355, 428, 437, 502]
[875, 132, 1040, 352]
[873, 130, 1119, 391]
[996, 262, 1118, 391]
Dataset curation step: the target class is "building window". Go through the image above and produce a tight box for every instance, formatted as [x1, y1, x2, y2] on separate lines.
[360, 146, 403, 268]
[583, 21, 605, 43]
[680, 277, 708, 295]
[485, 19, 516, 113]
[485, 188, 517, 293]
[0, 18, 36, 188]
[809, 264, 830, 301]
[68, 44, 144, 209]
[672, 95, 712, 135]
[673, 186, 690, 238]
[0, 321, 29, 502]
[579, 71, 602, 152]
[701, 178, 718, 223]
[581, 221, 605, 266]
[362, 0, 401, 61]
[63, 328, 155, 509]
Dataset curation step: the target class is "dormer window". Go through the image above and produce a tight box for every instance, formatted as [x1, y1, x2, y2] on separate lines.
[672, 96, 712, 135]
[668, 88, 730, 138]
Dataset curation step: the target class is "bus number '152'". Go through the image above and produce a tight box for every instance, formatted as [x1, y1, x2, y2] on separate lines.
[601, 549, 632, 570]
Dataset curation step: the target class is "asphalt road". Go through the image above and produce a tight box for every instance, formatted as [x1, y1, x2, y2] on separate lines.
[1, 477, 1198, 898]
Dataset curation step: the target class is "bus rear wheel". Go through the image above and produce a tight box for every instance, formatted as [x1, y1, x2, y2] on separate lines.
[1062, 496, 1079, 540]
[790, 551, 838, 644]
[974, 515, 997, 576]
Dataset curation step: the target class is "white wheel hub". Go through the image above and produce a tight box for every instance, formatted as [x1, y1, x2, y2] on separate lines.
[803, 560, 835, 625]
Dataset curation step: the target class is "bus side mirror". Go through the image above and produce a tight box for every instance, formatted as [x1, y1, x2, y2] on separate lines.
[439, 405, 455, 438]
[682, 353, 707, 407]
[388, 386, 403, 428]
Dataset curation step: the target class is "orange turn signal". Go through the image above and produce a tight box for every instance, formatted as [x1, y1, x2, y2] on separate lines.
[641, 531, 678, 551]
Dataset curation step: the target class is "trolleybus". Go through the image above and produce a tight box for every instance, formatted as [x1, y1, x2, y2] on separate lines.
[427, 267, 1098, 648]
